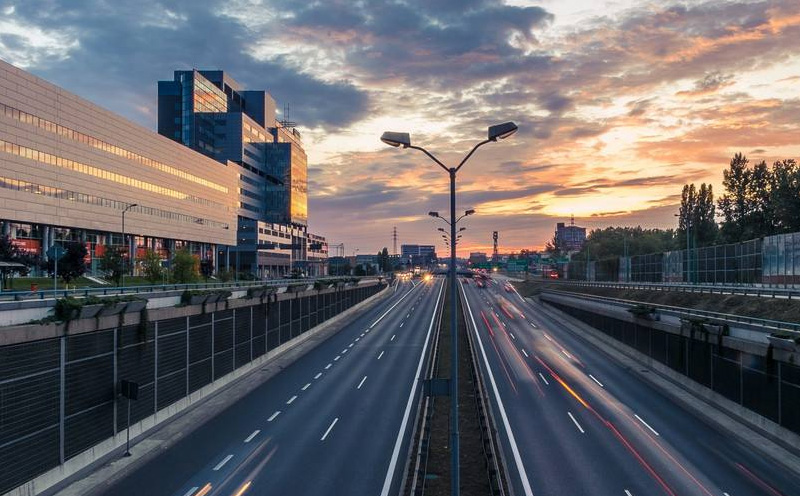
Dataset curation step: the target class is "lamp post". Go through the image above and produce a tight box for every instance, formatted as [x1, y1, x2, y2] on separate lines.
[675, 213, 692, 283]
[121, 203, 138, 289]
[382, 122, 517, 496]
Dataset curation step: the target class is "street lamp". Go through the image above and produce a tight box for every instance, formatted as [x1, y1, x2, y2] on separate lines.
[382, 121, 517, 495]
[121, 203, 138, 288]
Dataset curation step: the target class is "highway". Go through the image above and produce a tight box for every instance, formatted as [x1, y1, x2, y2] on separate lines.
[93, 277, 444, 496]
[461, 276, 800, 496]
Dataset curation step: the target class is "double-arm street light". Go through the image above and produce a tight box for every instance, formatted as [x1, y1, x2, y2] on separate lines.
[121, 203, 138, 289]
[381, 121, 517, 495]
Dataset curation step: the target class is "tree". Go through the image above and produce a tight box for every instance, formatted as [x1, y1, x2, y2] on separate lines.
[0, 235, 34, 289]
[139, 249, 165, 285]
[172, 249, 198, 284]
[718, 153, 753, 242]
[544, 233, 564, 258]
[376, 247, 392, 273]
[770, 159, 800, 233]
[677, 183, 717, 249]
[575, 226, 675, 260]
[99, 245, 124, 286]
[43, 242, 87, 285]
[199, 258, 214, 281]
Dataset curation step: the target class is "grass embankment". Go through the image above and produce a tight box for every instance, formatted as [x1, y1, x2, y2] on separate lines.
[513, 280, 800, 324]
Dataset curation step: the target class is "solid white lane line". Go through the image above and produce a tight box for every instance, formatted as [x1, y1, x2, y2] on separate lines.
[314, 372, 322, 379]
[634, 414, 660, 436]
[624, 490, 633, 496]
[369, 283, 420, 329]
[321, 418, 339, 441]
[244, 430, 260, 443]
[286, 395, 297, 405]
[302, 383, 311, 391]
[182, 487, 199, 496]
[538, 372, 550, 385]
[380, 278, 444, 496]
[268, 411, 281, 422]
[213, 454, 233, 471]
[589, 374, 604, 387]
[567, 412, 585, 434]
[357, 376, 367, 389]
[325, 363, 332, 369]
[334, 355, 341, 361]
[400, 322, 404, 327]
[462, 285, 535, 496]
[377, 351, 385, 360]
[509, 332, 516, 340]
[521, 348, 529, 358]
[391, 334, 396, 341]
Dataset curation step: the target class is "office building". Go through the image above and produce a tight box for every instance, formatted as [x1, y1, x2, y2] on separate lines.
[0, 59, 237, 274]
[158, 70, 325, 277]
[469, 252, 488, 265]
[555, 218, 586, 252]
[401, 244, 437, 266]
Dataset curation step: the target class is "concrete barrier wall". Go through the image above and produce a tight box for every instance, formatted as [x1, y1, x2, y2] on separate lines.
[0, 283, 385, 495]
[540, 293, 800, 437]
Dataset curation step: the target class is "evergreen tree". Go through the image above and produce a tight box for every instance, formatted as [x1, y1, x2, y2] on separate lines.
[770, 159, 800, 233]
[718, 153, 752, 242]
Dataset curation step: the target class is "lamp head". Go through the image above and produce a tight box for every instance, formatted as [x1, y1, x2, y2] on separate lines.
[458, 227, 466, 232]
[488, 122, 518, 141]
[381, 131, 411, 148]
[428, 211, 440, 218]
[438, 227, 446, 232]
[465, 209, 476, 216]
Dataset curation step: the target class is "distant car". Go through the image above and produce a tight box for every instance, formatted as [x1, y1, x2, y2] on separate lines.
[476, 280, 485, 288]
[504, 284, 512, 292]
[549, 272, 559, 279]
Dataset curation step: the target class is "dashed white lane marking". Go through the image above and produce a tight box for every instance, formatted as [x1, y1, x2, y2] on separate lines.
[321, 418, 339, 441]
[325, 363, 332, 370]
[360, 333, 365, 338]
[521, 348, 529, 357]
[562, 350, 571, 359]
[634, 414, 660, 436]
[391, 334, 396, 341]
[342, 349, 349, 354]
[509, 332, 516, 340]
[244, 430, 260, 443]
[213, 454, 234, 471]
[400, 322, 404, 327]
[182, 487, 199, 496]
[355, 337, 360, 342]
[348, 343, 354, 348]
[357, 376, 368, 389]
[530, 322, 537, 328]
[302, 383, 311, 391]
[407, 313, 410, 318]
[268, 411, 281, 422]
[538, 372, 549, 385]
[589, 374, 604, 387]
[567, 412, 585, 434]
[377, 350, 385, 360]
[314, 372, 322, 379]
[624, 490, 634, 496]
[334, 355, 341, 361]
[286, 395, 297, 405]
[543, 333, 553, 342]
[723, 493, 731, 496]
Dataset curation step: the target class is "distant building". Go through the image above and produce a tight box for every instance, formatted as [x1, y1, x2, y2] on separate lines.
[555, 219, 586, 252]
[401, 244, 437, 266]
[469, 252, 488, 265]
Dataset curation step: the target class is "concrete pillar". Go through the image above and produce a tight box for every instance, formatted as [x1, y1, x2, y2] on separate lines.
[42, 226, 50, 261]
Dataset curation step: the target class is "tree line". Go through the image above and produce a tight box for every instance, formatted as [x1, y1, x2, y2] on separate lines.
[546, 152, 800, 260]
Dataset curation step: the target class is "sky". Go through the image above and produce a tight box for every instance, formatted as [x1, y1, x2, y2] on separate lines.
[1, 0, 799, 257]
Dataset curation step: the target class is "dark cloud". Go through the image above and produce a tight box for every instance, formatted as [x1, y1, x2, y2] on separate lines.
[1, 0, 369, 129]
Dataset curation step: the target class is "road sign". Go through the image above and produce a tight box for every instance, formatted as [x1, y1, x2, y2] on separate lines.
[46, 244, 66, 260]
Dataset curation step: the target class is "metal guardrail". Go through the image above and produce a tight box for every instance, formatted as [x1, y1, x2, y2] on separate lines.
[552, 280, 800, 299]
[0, 276, 378, 302]
[543, 288, 800, 335]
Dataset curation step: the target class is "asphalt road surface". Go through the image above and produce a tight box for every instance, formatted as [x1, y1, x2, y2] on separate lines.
[95, 277, 444, 496]
[461, 276, 800, 496]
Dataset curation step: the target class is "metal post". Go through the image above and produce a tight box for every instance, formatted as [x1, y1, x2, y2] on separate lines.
[122, 210, 127, 288]
[687, 222, 691, 284]
[448, 167, 459, 496]
[124, 397, 131, 457]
